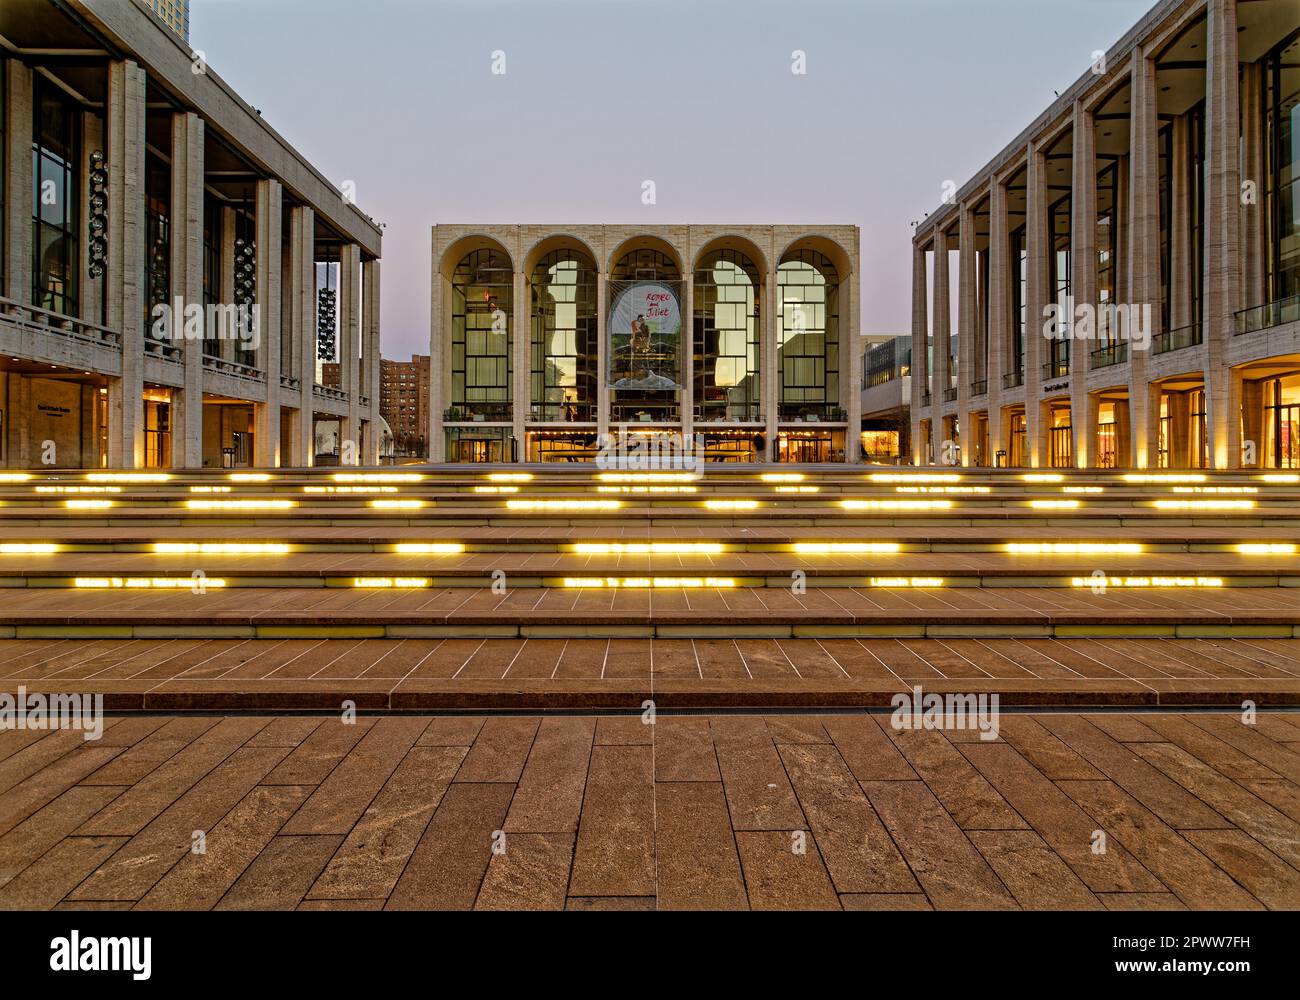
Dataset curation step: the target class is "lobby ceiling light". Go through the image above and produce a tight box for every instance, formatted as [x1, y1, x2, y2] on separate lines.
[869, 473, 961, 484]
[840, 499, 954, 511]
[1123, 473, 1207, 484]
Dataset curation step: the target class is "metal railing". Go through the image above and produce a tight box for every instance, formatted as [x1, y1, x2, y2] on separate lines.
[1235, 294, 1300, 335]
[969, 379, 987, 396]
[1042, 359, 1070, 380]
[1152, 321, 1202, 355]
[942, 387, 957, 403]
[1002, 369, 1025, 390]
[1090, 342, 1128, 368]
[921, 391, 932, 406]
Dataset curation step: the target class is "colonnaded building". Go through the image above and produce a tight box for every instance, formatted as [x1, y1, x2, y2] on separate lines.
[0, 0, 383, 470]
[428, 225, 862, 464]
[911, 0, 1299, 471]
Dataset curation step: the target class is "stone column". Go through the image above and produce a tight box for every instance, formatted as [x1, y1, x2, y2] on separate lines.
[596, 269, 609, 455]
[429, 233, 444, 463]
[931, 225, 950, 465]
[339, 243, 362, 463]
[1024, 140, 1049, 467]
[956, 203, 976, 466]
[1070, 101, 1097, 468]
[253, 179, 283, 468]
[681, 268, 694, 449]
[512, 268, 527, 461]
[289, 206, 315, 467]
[1240, 60, 1265, 314]
[844, 264, 862, 463]
[5, 61, 32, 304]
[765, 266, 779, 462]
[106, 60, 147, 469]
[169, 112, 204, 469]
[1127, 46, 1160, 469]
[363, 258, 382, 465]
[987, 175, 1009, 464]
[909, 241, 928, 465]
[1203, 0, 1241, 469]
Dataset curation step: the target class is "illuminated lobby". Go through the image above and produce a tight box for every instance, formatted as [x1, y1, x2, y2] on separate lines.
[429, 225, 862, 465]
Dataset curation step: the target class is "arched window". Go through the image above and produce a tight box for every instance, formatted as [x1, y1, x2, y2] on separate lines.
[530, 250, 597, 423]
[694, 249, 760, 423]
[609, 247, 681, 424]
[450, 248, 512, 422]
[777, 249, 839, 421]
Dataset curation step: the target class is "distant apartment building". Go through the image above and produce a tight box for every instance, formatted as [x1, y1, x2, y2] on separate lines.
[860, 335, 912, 463]
[147, 0, 189, 42]
[381, 355, 430, 458]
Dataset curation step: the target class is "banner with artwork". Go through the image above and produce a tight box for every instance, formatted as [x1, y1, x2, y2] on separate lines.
[607, 280, 682, 390]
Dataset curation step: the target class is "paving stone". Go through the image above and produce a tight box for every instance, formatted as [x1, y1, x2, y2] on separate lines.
[735, 831, 840, 910]
[505, 717, 594, 832]
[654, 782, 747, 910]
[216, 835, 345, 910]
[568, 745, 655, 898]
[475, 833, 574, 911]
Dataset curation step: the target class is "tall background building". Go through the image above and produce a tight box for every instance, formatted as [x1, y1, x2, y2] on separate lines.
[381, 356, 431, 458]
[147, 0, 189, 42]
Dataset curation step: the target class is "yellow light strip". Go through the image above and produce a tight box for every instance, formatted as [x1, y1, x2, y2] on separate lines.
[1006, 542, 1143, 555]
[704, 499, 760, 510]
[0, 473, 33, 483]
[1071, 576, 1224, 589]
[1172, 486, 1257, 494]
[75, 577, 228, 589]
[1235, 543, 1296, 555]
[333, 473, 424, 484]
[37, 486, 121, 494]
[229, 473, 272, 483]
[761, 473, 805, 483]
[487, 473, 534, 483]
[352, 577, 432, 588]
[303, 486, 398, 494]
[65, 499, 115, 510]
[791, 542, 902, 555]
[597, 485, 699, 494]
[1123, 473, 1207, 484]
[896, 485, 989, 495]
[151, 543, 290, 555]
[775, 485, 821, 493]
[840, 499, 954, 511]
[1153, 499, 1256, 510]
[393, 543, 466, 555]
[0, 543, 60, 554]
[475, 486, 519, 494]
[571, 542, 725, 555]
[869, 576, 945, 588]
[561, 576, 736, 588]
[190, 485, 233, 494]
[506, 500, 623, 511]
[1022, 473, 1064, 483]
[370, 499, 426, 510]
[1029, 499, 1080, 510]
[1259, 473, 1300, 484]
[1064, 486, 1105, 494]
[86, 473, 171, 483]
[869, 473, 960, 484]
[184, 499, 297, 510]
[596, 473, 699, 483]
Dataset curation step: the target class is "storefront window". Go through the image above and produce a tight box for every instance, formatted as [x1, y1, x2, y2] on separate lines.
[695, 249, 760, 423]
[530, 250, 596, 423]
[778, 250, 839, 421]
[31, 77, 79, 316]
[1263, 375, 1300, 469]
[450, 248, 513, 422]
[1265, 30, 1300, 305]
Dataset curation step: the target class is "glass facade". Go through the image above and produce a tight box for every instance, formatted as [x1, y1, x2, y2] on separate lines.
[450, 248, 512, 422]
[1047, 191, 1071, 376]
[144, 151, 170, 340]
[1011, 225, 1026, 376]
[530, 250, 596, 423]
[1096, 162, 1117, 347]
[777, 249, 839, 421]
[202, 197, 221, 356]
[1265, 30, 1300, 306]
[32, 77, 79, 316]
[694, 249, 760, 423]
[1188, 101, 1206, 329]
